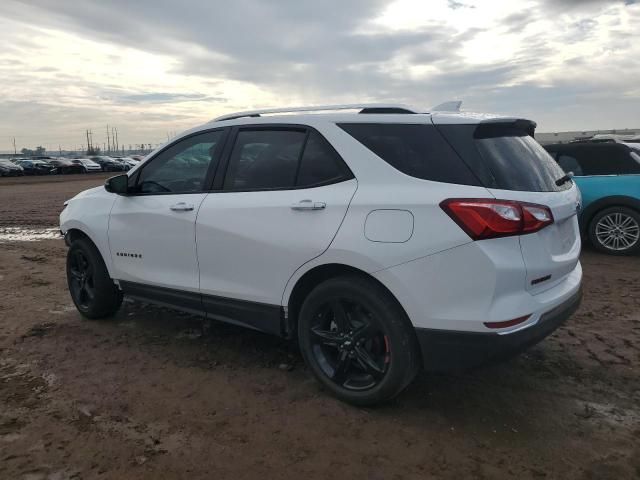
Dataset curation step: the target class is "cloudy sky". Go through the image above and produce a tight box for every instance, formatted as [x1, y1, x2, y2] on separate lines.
[0, 0, 638, 152]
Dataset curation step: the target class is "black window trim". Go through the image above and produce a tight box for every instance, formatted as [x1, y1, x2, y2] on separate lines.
[216, 123, 355, 194]
[126, 126, 231, 197]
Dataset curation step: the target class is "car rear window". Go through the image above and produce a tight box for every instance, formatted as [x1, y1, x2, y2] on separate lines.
[337, 123, 481, 186]
[436, 123, 570, 192]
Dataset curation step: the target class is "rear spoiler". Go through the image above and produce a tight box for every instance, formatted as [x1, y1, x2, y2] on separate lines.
[431, 101, 462, 112]
[475, 118, 537, 138]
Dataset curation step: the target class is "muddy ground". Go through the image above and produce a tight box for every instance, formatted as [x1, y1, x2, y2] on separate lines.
[1, 175, 639, 479]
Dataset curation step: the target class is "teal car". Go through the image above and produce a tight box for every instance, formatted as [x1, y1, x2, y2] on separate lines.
[544, 142, 640, 255]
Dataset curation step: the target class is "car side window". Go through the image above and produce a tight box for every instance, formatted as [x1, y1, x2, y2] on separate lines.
[569, 145, 640, 176]
[296, 131, 349, 187]
[557, 154, 584, 176]
[136, 130, 224, 194]
[224, 129, 306, 190]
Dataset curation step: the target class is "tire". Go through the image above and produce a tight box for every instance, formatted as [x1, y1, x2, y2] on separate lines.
[298, 275, 420, 406]
[588, 206, 640, 255]
[66, 238, 123, 319]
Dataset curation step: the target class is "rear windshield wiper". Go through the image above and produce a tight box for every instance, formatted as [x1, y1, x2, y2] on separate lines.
[555, 171, 574, 186]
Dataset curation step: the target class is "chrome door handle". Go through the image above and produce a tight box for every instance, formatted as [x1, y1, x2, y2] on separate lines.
[290, 200, 326, 211]
[170, 202, 194, 212]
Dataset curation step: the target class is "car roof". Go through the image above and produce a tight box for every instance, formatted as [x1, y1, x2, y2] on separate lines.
[138, 104, 536, 161]
[202, 104, 533, 129]
[207, 111, 531, 127]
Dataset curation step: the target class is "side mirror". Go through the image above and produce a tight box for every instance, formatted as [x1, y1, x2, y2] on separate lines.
[104, 174, 130, 195]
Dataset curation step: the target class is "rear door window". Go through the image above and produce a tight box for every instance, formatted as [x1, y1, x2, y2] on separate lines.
[223, 128, 353, 191]
[296, 131, 349, 187]
[224, 129, 306, 190]
[338, 123, 480, 186]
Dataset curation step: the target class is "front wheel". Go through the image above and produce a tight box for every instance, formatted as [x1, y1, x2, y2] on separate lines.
[67, 238, 123, 319]
[589, 207, 640, 255]
[298, 275, 420, 406]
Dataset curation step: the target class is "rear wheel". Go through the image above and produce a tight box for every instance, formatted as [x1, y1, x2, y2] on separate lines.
[298, 275, 420, 406]
[67, 238, 123, 318]
[589, 207, 640, 255]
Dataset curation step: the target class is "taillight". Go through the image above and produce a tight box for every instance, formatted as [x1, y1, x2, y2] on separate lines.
[440, 199, 553, 240]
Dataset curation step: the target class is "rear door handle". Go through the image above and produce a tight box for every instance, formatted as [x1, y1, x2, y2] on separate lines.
[290, 200, 326, 211]
[170, 202, 195, 212]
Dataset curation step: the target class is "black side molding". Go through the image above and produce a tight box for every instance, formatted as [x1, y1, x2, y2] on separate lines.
[119, 281, 284, 336]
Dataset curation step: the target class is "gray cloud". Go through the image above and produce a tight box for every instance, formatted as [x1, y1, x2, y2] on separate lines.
[0, 0, 638, 150]
[447, 0, 475, 9]
[105, 92, 227, 105]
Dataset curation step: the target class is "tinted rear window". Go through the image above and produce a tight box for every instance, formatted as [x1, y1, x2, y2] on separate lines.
[437, 124, 570, 192]
[338, 123, 481, 186]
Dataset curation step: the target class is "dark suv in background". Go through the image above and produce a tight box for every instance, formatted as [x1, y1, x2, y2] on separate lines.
[90, 156, 128, 172]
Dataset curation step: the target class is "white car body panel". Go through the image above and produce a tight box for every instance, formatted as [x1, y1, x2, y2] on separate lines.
[107, 194, 208, 292]
[486, 186, 582, 294]
[60, 186, 117, 276]
[196, 180, 357, 305]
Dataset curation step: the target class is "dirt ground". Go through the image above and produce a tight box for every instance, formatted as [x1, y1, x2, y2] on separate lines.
[1, 175, 639, 480]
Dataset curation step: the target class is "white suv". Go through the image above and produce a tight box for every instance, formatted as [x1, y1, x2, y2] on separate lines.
[60, 104, 583, 405]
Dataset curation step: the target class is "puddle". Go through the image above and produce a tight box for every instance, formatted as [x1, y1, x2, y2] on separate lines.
[0, 227, 61, 242]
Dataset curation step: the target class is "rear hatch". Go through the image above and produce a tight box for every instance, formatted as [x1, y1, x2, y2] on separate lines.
[434, 118, 581, 293]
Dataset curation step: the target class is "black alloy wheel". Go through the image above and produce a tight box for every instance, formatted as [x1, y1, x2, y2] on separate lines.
[309, 297, 390, 391]
[68, 248, 96, 310]
[66, 238, 123, 319]
[298, 275, 420, 406]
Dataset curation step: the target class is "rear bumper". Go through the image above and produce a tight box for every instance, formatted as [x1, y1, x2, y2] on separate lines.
[415, 288, 582, 372]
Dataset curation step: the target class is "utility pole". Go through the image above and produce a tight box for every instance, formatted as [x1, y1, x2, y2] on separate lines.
[12, 137, 16, 155]
[86, 129, 91, 153]
[115, 127, 119, 152]
[106, 125, 111, 153]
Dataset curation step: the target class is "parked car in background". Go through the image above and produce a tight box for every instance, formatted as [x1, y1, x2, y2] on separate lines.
[49, 158, 85, 175]
[61, 103, 583, 405]
[545, 142, 640, 255]
[110, 157, 134, 170]
[90, 156, 127, 172]
[113, 156, 138, 169]
[13, 159, 55, 175]
[0, 159, 24, 176]
[71, 158, 102, 173]
[129, 155, 146, 162]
